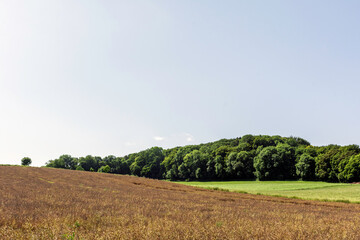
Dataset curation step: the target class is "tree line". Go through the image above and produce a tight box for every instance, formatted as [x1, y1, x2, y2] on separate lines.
[45, 135, 360, 183]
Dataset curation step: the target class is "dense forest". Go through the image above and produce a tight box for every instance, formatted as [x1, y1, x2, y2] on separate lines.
[45, 135, 360, 183]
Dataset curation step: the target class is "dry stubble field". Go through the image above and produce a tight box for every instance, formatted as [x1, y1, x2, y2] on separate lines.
[1, 166, 360, 239]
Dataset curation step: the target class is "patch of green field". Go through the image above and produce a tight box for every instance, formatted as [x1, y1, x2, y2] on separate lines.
[177, 181, 360, 203]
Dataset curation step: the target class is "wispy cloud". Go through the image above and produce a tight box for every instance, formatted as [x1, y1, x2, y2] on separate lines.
[125, 141, 136, 147]
[185, 133, 194, 142]
[153, 136, 164, 141]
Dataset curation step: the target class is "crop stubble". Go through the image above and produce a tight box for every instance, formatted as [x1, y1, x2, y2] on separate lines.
[0, 166, 359, 239]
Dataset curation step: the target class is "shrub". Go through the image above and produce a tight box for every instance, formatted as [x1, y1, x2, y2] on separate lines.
[75, 165, 84, 171]
[98, 165, 110, 173]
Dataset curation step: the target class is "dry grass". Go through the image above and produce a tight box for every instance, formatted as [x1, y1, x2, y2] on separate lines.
[1, 166, 360, 239]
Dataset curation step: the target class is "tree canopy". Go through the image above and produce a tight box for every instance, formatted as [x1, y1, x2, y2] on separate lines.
[21, 157, 32, 166]
[45, 135, 360, 183]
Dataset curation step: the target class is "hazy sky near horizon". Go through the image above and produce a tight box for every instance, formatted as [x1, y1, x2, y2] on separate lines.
[1, 1, 360, 166]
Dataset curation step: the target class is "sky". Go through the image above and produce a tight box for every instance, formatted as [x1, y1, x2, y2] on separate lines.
[1, 0, 360, 166]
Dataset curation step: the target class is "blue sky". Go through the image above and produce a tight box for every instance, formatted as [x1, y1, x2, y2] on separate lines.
[1, 0, 360, 166]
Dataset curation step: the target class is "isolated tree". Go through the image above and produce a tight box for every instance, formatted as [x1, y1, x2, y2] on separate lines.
[21, 157, 32, 166]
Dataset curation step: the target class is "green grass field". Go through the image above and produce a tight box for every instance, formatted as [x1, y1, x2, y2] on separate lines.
[177, 181, 360, 203]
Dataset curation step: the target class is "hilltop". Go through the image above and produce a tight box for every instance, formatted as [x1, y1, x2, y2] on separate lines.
[1, 166, 360, 239]
[46, 135, 360, 183]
